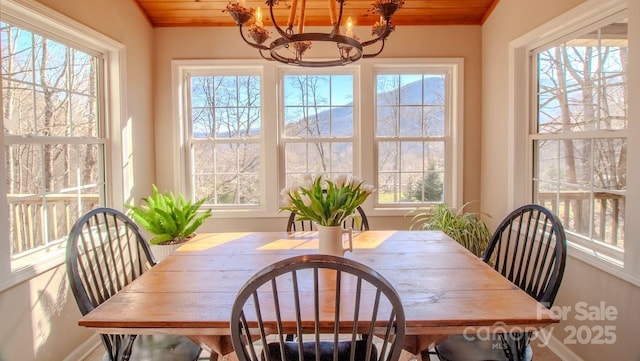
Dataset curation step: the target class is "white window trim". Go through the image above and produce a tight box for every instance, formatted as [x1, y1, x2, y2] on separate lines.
[0, 0, 126, 292]
[508, 0, 640, 286]
[183, 66, 265, 210]
[277, 66, 360, 191]
[172, 58, 464, 219]
[172, 60, 279, 218]
[368, 59, 464, 214]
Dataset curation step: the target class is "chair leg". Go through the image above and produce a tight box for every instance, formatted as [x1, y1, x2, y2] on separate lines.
[421, 347, 446, 361]
[201, 352, 219, 361]
[121, 335, 137, 361]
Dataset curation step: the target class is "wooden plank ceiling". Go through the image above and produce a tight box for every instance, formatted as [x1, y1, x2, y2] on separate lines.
[135, 0, 500, 27]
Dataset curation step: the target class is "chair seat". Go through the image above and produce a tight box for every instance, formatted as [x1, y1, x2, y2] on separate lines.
[435, 334, 532, 361]
[267, 340, 378, 361]
[103, 335, 202, 361]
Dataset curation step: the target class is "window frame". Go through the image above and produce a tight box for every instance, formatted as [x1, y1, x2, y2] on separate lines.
[530, 12, 628, 263]
[173, 58, 464, 219]
[371, 63, 462, 209]
[183, 67, 265, 209]
[278, 67, 360, 189]
[0, 0, 125, 291]
[508, 0, 640, 285]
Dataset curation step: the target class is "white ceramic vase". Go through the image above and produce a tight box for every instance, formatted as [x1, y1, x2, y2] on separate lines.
[317, 225, 353, 256]
[150, 242, 183, 261]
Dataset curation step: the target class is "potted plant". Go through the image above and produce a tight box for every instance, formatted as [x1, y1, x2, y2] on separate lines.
[280, 175, 374, 227]
[126, 185, 212, 259]
[410, 202, 491, 257]
[280, 174, 374, 255]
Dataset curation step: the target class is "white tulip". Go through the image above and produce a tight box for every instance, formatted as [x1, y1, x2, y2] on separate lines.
[303, 173, 314, 184]
[362, 184, 375, 194]
[333, 174, 348, 188]
[289, 182, 303, 194]
[349, 175, 363, 188]
[300, 175, 315, 190]
[280, 194, 293, 207]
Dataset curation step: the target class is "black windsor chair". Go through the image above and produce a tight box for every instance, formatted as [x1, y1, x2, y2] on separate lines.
[66, 207, 202, 361]
[230, 254, 406, 361]
[435, 204, 567, 361]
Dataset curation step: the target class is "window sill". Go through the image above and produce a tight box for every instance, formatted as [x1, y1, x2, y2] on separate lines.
[208, 209, 285, 218]
[567, 242, 640, 288]
[0, 246, 66, 293]
[206, 207, 417, 219]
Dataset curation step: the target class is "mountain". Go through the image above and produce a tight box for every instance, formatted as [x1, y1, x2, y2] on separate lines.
[284, 76, 445, 136]
[193, 77, 445, 138]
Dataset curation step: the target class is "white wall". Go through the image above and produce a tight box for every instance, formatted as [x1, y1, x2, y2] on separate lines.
[0, 0, 154, 359]
[480, 0, 586, 222]
[481, 0, 640, 360]
[153, 25, 483, 232]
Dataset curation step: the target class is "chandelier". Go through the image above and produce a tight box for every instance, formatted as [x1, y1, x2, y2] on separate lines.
[223, 0, 403, 67]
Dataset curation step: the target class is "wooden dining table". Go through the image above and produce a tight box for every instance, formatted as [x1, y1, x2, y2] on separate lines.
[78, 230, 558, 359]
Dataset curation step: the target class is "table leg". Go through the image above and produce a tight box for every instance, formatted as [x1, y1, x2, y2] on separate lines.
[403, 335, 448, 361]
[188, 335, 236, 360]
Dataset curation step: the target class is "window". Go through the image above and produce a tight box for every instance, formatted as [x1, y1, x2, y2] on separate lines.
[375, 72, 449, 206]
[281, 72, 355, 186]
[509, 0, 638, 282]
[176, 59, 462, 216]
[0, 0, 123, 290]
[186, 71, 262, 206]
[2, 19, 105, 265]
[531, 14, 628, 263]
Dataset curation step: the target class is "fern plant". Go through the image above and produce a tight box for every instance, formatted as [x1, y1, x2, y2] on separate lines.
[126, 185, 212, 245]
[410, 202, 491, 257]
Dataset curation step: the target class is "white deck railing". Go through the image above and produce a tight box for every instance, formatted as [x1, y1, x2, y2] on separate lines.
[538, 191, 624, 249]
[7, 194, 101, 256]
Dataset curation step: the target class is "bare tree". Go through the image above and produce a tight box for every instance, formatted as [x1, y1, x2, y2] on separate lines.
[287, 75, 329, 172]
[191, 75, 261, 204]
[536, 25, 627, 245]
[2, 21, 101, 254]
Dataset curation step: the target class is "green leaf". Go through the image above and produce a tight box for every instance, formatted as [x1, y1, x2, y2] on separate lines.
[407, 202, 491, 257]
[149, 234, 175, 245]
[125, 184, 212, 244]
[279, 175, 374, 227]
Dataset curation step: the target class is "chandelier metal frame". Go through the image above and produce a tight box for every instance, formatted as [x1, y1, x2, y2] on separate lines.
[225, 0, 402, 67]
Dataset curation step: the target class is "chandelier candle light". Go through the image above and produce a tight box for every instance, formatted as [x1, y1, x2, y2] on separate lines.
[224, 0, 404, 67]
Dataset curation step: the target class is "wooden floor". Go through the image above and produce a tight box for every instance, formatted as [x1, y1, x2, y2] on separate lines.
[82, 343, 563, 361]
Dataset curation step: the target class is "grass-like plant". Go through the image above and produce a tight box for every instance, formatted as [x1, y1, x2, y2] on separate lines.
[126, 185, 212, 245]
[410, 202, 491, 257]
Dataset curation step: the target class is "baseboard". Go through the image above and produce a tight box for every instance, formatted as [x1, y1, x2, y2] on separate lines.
[538, 329, 585, 361]
[64, 334, 101, 361]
